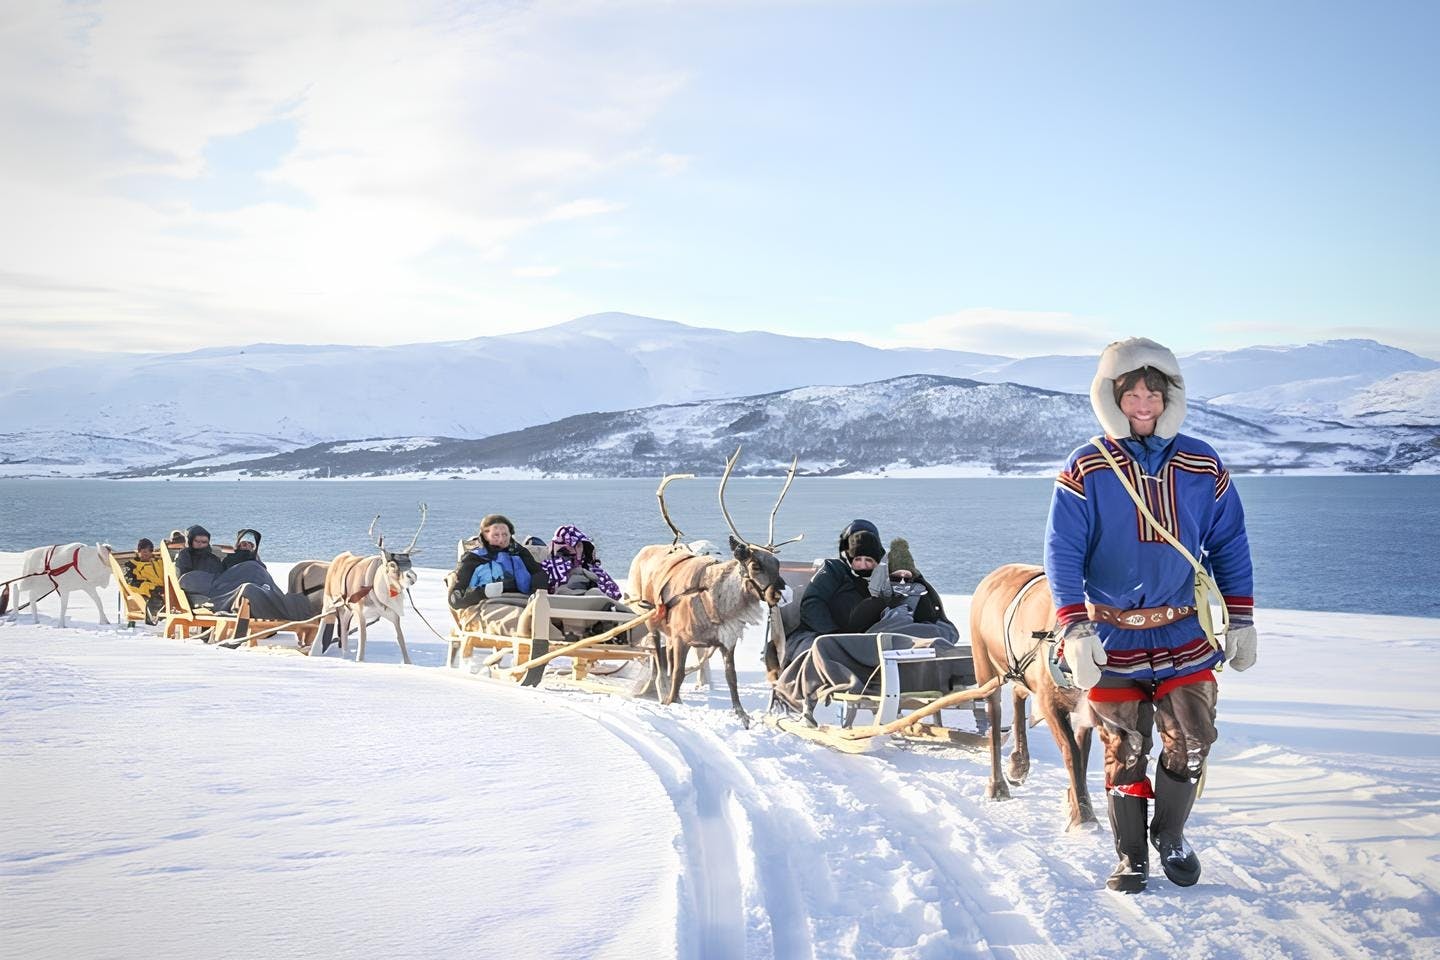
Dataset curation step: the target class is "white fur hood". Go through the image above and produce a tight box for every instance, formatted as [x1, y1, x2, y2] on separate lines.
[1090, 337, 1187, 439]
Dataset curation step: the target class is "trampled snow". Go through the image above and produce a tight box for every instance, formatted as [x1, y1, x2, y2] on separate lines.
[3, 553, 1437, 959]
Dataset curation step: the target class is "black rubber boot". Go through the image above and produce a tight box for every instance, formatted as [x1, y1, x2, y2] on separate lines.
[1151, 765, 1202, 887]
[1106, 791, 1149, 893]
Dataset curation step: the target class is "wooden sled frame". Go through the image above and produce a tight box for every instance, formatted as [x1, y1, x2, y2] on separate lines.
[159, 547, 317, 648]
[443, 572, 656, 691]
[770, 632, 997, 754]
[106, 548, 158, 627]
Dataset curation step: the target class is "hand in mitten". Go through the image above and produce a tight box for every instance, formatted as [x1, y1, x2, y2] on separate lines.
[482, 581, 505, 599]
[1060, 620, 1107, 689]
[1224, 620, 1257, 671]
[867, 562, 891, 598]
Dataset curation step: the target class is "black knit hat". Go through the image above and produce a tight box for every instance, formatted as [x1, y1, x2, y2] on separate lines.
[838, 519, 880, 558]
[845, 530, 885, 563]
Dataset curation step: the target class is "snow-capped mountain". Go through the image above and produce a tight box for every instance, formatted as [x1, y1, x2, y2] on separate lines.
[3, 313, 1435, 476]
[1339, 369, 1440, 426]
[125, 374, 1438, 479]
[979, 339, 1437, 405]
[0, 313, 1004, 470]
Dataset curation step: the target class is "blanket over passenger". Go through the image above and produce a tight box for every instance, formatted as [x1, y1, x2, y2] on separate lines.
[178, 561, 313, 622]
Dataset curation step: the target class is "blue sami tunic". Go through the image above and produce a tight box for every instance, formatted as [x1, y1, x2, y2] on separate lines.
[1044, 433, 1254, 682]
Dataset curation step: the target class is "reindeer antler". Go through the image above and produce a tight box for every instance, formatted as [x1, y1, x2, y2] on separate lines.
[766, 455, 804, 551]
[368, 514, 385, 551]
[718, 445, 749, 546]
[404, 502, 428, 554]
[656, 474, 695, 546]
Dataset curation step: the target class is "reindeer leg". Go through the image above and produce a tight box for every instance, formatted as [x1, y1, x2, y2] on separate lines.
[355, 605, 367, 662]
[762, 608, 781, 685]
[721, 644, 750, 729]
[1071, 714, 1098, 827]
[392, 613, 411, 665]
[986, 686, 1011, 800]
[664, 642, 689, 707]
[58, 589, 68, 629]
[1008, 687, 1032, 785]
[647, 627, 667, 700]
[88, 586, 110, 625]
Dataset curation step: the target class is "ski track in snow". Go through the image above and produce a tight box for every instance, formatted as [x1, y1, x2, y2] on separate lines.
[3, 561, 1438, 960]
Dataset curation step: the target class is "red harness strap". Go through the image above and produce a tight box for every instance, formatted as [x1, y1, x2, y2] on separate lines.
[45, 546, 86, 582]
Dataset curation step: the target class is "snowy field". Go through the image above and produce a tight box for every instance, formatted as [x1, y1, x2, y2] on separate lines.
[2, 553, 1438, 960]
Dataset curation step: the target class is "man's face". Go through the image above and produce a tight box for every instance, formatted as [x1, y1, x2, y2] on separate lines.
[137, 546, 153, 561]
[849, 556, 877, 573]
[484, 524, 512, 548]
[239, 539, 256, 552]
[1119, 385, 1165, 437]
[192, 535, 210, 550]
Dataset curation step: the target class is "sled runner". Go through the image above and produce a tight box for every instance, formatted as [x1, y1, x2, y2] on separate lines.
[769, 631, 1000, 753]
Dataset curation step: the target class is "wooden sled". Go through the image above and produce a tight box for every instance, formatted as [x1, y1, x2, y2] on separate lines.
[159, 548, 317, 648]
[106, 548, 159, 627]
[769, 632, 1002, 753]
[444, 571, 658, 694]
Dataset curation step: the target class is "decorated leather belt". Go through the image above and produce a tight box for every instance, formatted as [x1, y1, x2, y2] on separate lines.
[1090, 603, 1196, 629]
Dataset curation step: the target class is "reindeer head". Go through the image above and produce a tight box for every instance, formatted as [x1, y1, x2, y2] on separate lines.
[728, 536, 786, 606]
[718, 446, 803, 608]
[369, 503, 427, 594]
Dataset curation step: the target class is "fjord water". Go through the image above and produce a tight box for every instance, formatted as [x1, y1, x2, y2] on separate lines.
[1, 476, 1435, 616]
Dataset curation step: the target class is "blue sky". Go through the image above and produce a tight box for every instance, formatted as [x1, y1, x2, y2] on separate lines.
[1, 0, 1435, 357]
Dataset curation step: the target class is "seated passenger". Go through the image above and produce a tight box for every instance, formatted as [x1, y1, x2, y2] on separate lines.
[861, 538, 959, 643]
[222, 529, 263, 571]
[541, 524, 622, 599]
[787, 519, 887, 665]
[774, 535, 968, 720]
[447, 514, 553, 636]
[124, 538, 165, 625]
[174, 525, 224, 578]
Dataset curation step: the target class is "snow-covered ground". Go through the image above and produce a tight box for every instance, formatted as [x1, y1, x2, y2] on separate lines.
[3, 553, 1437, 959]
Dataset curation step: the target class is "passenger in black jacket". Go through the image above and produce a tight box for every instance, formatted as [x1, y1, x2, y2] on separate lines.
[799, 520, 888, 637]
[222, 529, 264, 571]
[174, 524, 224, 578]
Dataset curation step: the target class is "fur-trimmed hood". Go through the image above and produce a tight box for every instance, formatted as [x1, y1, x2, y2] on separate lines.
[1090, 337, 1187, 439]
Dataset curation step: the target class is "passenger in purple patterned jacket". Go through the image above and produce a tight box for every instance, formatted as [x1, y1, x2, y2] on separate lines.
[542, 525, 622, 600]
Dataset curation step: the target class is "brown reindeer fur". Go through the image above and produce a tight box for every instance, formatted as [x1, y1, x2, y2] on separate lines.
[970, 562, 1098, 831]
[626, 541, 780, 727]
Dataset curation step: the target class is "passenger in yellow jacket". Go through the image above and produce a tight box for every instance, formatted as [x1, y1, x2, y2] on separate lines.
[125, 538, 164, 624]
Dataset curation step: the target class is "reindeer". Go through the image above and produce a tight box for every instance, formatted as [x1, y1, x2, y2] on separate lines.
[2, 543, 114, 627]
[315, 504, 426, 664]
[970, 562, 1098, 831]
[627, 448, 801, 728]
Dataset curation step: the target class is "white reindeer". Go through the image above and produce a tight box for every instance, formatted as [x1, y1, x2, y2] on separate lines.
[314, 505, 426, 663]
[4, 543, 114, 628]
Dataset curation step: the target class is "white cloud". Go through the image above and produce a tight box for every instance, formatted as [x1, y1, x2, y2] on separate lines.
[512, 265, 562, 279]
[885, 308, 1117, 356]
[0, 0, 691, 351]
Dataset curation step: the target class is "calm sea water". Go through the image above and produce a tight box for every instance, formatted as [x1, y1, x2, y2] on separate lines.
[1, 476, 1436, 617]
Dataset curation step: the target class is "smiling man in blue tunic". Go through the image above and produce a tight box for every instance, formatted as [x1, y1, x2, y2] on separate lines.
[1044, 337, 1258, 894]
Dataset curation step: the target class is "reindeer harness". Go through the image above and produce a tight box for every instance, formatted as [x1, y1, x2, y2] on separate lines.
[641, 549, 726, 648]
[1, 545, 87, 592]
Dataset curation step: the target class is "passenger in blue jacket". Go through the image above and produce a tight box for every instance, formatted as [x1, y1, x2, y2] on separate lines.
[448, 514, 551, 636]
[1044, 337, 1257, 894]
